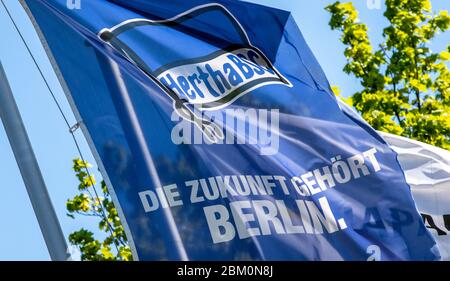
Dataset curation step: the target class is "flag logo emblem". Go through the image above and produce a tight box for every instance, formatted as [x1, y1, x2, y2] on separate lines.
[99, 4, 291, 142]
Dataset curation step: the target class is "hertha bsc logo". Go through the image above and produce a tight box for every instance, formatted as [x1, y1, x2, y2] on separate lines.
[99, 3, 292, 142]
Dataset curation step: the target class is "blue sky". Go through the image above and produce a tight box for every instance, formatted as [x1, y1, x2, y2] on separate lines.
[0, 0, 448, 260]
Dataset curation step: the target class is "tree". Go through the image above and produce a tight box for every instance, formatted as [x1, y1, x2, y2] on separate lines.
[66, 158, 133, 261]
[326, 0, 450, 150]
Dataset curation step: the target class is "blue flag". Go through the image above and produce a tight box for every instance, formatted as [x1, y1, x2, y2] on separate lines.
[22, 0, 440, 260]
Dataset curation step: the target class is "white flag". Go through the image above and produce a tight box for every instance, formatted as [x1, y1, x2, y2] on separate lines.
[381, 132, 450, 260]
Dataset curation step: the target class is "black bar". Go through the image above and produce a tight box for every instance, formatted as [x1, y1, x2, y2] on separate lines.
[0, 261, 448, 279]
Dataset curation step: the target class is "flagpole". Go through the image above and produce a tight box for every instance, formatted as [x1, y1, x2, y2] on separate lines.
[0, 62, 69, 261]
